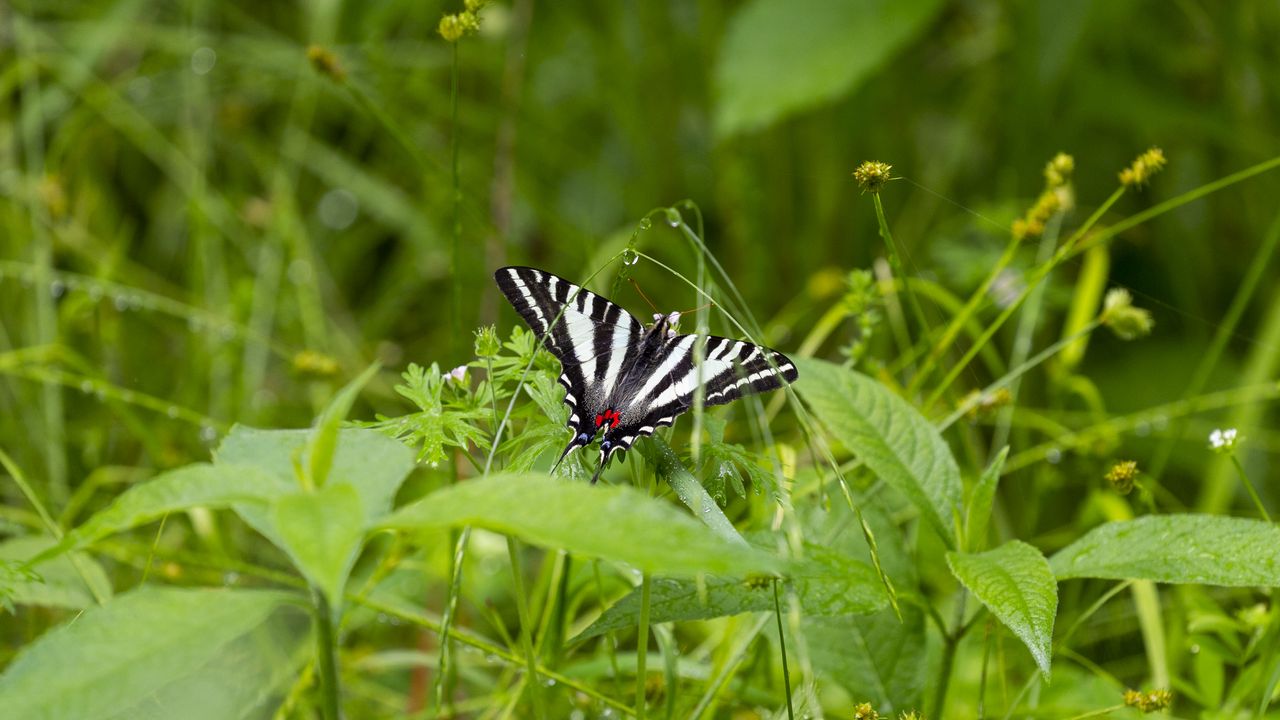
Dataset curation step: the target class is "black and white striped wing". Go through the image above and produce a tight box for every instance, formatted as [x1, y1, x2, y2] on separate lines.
[600, 334, 798, 456]
[494, 266, 645, 443]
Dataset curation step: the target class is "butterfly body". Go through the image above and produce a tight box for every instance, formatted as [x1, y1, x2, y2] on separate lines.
[495, 266, 797, 482]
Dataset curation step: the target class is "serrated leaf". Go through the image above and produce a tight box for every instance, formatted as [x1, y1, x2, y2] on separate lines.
[1051, 514, 1280, 587]
[379, 473, 774, 576]
[0, 586, 298, 720]
[576, 542, 886, 640]
[794, 357, 962, 548]
[272, 483, 365, 604]
[0, 537, 112, 610]
[805, 605, 926, 712]
[45, 463, 289, 561]
[714, 0, 945, 137]
[966, 446, 1008, 552]
[947, 540, 1057, 677]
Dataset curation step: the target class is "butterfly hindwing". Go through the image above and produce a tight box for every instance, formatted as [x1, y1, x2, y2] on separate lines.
[600, 334, 798, 457]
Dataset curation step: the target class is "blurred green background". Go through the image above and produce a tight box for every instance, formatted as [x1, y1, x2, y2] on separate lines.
[3, 0, 1279, 515]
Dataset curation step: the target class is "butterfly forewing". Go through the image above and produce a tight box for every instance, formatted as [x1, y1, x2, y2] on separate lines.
[494, 266, 644, 448]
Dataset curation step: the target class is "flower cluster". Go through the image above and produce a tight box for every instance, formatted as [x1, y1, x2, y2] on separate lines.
[1013, 153, 1075, 240]
[292, 350, 340, 378]
[852, 703, 879, 720]
[1099, 288, 1154, 340]
[853, 161, 893, 193]
[1119, 147, 1167, 187]
[1209, 427, 1240, 453]
[1105, 460, 1139, 495]
[1124, 688, 1173, 713]
[306, 45, 345, 82]
[439, 0, 486, 42]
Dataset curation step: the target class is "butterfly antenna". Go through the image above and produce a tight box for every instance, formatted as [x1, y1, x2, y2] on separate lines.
[628, 277, 659, 314]
[676, 301, 716, 315]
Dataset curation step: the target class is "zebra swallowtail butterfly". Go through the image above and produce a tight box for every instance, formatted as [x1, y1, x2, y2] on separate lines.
[495, 266, 799, 483]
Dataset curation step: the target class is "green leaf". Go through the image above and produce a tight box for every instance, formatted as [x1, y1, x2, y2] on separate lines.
[271, 483, 366, 605]
[640, 435, 748, 546]
[309, 362, 381, 488]
[793, 357, 962, 548]
[714, 0, 946, 137]
[0, 586, 299, 720]
[804, 605, 927, 712]
[966, 446, 1008, 552]
[0, 537, 112, 610]
[1050, 514, 1280, 587]
[49, 463, 289, 559]
[576, 542, 886, 641]
[947, 540, 1057, 677]
[379, 473, 775, 576]
[216, 426, 415, 532]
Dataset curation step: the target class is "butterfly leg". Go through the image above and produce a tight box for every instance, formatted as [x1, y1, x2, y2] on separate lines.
[551, 432, 594, 474]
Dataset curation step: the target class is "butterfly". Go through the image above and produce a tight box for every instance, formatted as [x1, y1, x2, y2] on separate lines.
[495, 266, 799, 483]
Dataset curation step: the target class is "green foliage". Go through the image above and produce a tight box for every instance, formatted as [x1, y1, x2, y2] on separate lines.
[380, 473, 777, 577]
[1051, 515, 1280, 587]
[0, 586, 303, 720]
[794, 357, 963, 547]
[578, 541, 886, 640]
[3, 1, 1280, 718]
[947, 540, 1057, 677]
[715, 0, 946, 136]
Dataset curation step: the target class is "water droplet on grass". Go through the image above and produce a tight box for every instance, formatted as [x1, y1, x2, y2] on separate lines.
[200, 425, 218, 444]
[1046, 448, 1062, 464]
[167, 406, 180, 419]
[50, 280, 65, 298]
[191, 47, 217, 75]
[318, 188, 359, 230]
[637, 218, 652, 230]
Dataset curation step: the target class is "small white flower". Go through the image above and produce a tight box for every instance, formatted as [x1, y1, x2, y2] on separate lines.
[1209, 428, 1239, 452]
[442, 365, 468, 384]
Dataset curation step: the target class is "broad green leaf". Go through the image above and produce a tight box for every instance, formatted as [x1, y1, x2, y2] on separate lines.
[216, 426, 415, 543]
[0, 586, 298, 720]
[309, 362, 381, 488]
[794, 357, 962, 548]
[714, 0, 945, 137]
[46, 463, 289, 560]
[641, 435, 747, 546]
[947, 540, 1057, 677]
[1051, 514, 1280, 587]
[103, 604, 309, 720]
[576, 542, 885, 640]
[0, 537, 112, 610]
[379, 473, 776, 576]
[966, 446, 1008, 552]
[805, 605, 927, 712]
[272, 483, 366, 604]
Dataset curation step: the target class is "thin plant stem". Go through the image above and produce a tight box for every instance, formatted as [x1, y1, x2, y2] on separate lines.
[0, 448, 107, 605]
[433, 524, 472, 714]
[923, 187, 1126, 411]
[595, 559, 623, 696]
[636, 572, 652, 720]
[1230, 455, 1272, 522]
[931, 591, 968, 718]
[506, 538, 546, 719]
[689, 614, 770, 719]
[1062, 705, 1125, 720]
[450, 41, 462, 355]
[314, 591, 341, 720]
[872, 194, 931, 341]
[772, 579, 795, 720]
